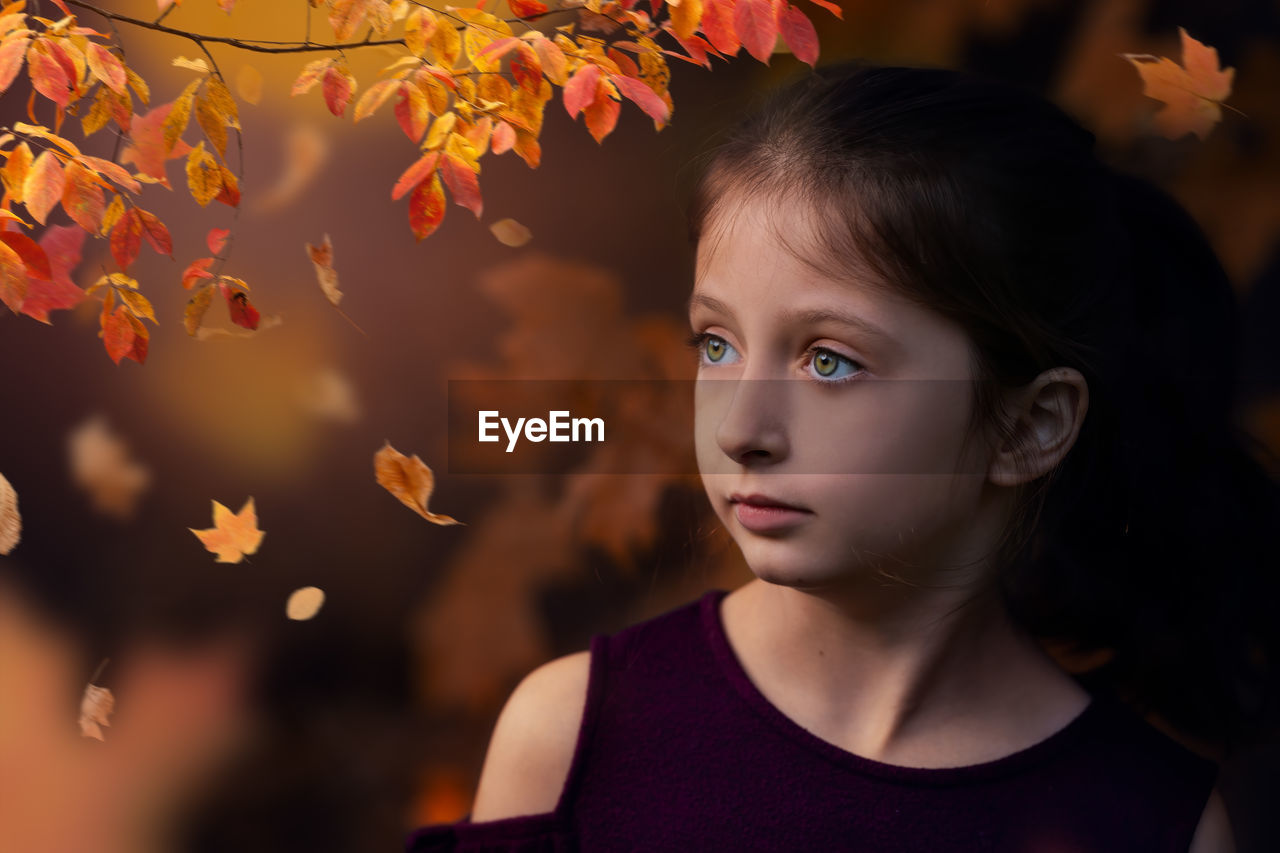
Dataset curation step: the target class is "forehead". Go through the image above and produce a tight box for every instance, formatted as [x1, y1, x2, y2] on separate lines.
[689, 193, 890, 321]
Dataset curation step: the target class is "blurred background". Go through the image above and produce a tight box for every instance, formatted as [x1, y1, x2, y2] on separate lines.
[2, 0, 1279, 850]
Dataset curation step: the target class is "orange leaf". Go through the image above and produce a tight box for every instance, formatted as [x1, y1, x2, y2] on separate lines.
[491, 120, 516, 155]
[0, 470, 19, 555]
[0, 240, 26, 313]
[509, 0, 547, 17]
[102, 304, 147, 365]
[392, 150, 439, 201]
[85, 42, 126, 94]
[0, 231, 50, 280]
[353, 77, 398, 121]
[408, 172, 445, 239]
[0, 36, 28, 97]
[440, 152, 482, 218]
[207, 227, 229, 254]
[60, 159, 106, 233]
[110, 208, 142, 270]
[181, 256, 215, 289]
[22, 149, 64, 225]
[735, 0, 778, 64]
[329, 0, 370, 41]
[136, 208, 172, 256]
[189, 497, 265, 563]
[373, 441, 462, 525]
[611, 74, 670, 123]
[1122, 27, 1235, 141]
[394, 82, 429, 142]
[119, 100, 195, 188]
[184, 282, 213, 334]
[582, 80, 621, 144]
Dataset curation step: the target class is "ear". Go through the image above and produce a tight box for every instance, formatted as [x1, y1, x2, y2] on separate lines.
[987, 367, 1089, 487]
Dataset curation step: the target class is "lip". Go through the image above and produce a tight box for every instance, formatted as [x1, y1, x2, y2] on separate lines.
[729, 492, 809, 511]
[729, 493, 812, 533]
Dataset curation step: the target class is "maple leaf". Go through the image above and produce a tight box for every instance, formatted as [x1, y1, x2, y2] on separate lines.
[19, 225, 85, 324]
[0, 470, 20, 555]
[79, 683, 114, 741]
[1122, 27, 1236, 141]
[373, 441, 463, 525]
[68, 415, 151, 520]
[119, 101, 195, 188]
[189, 497, 265, 563]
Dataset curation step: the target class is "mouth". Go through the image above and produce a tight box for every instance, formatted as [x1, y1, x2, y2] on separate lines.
[728, 492, 811, 512]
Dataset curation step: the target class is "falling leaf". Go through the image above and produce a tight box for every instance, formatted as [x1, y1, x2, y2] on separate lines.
[253, 124, 329, 213]
[207, 227, 229, 254]
[373, 441, 463, 525]
[1121, 27, 1235, 141]
[235, 64, 263, 104]
[68, 415, 151, 520]
[286, 586, 325, 620]
[189, 497, 264, 564]
[0, 471, 20, 555]
[194, 312, 283, 340]
[490, 217, 532, 247]
[298, 367, 360, 423]
[305, 234, 341, 306]
[78, 683, 114, 741]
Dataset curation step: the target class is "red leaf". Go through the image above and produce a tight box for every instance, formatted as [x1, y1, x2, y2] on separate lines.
[102, 305, 146, 365]
[701, 0, 740, 57]
[120, 101, 196, 188]
[777, 4, 818, 67]
[322, 66, 354, 117]
[440, 153, 482, 219]
[508, 0, 548, 17]
[28, 40, 72, 107]
[408, 173, 445, 240]
[136, 209, 173, 256]
[86, 43, 126, 94]
[207, 227, 229, 254]
[612, 75, 670, 123]
[110, 209, 142, 270]
[0, 231, 52, 280]
[181, 257, 216, 289]
[394, 83, 429, 143]
[20, 225, 85, 323]
[735, 0, 778, 63]
[392, 151, 440, 201]
[220, 280, 260, 330]
[563, 63, 600, 119]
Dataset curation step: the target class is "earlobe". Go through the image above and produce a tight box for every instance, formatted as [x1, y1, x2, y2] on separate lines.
[987, 368, 1089, 488]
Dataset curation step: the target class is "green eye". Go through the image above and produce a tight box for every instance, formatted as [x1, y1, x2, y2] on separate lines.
[706, 336, 726, 362]
[813, 350, 839, 376]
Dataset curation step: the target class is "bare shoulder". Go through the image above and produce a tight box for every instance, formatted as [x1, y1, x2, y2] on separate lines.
[1188, 787, 1235, 853]
[469, 650, 593, 822]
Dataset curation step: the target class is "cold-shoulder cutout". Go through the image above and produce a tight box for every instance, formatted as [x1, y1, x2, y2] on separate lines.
[469, 650, 592, 822]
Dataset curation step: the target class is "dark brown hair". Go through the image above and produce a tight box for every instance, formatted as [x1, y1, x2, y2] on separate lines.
[684, 60, 1280, 751]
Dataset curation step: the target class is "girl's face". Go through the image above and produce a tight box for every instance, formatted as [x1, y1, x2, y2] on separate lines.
[691, 196, 1002, 592]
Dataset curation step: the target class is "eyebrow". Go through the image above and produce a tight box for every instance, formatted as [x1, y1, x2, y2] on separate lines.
[686, 292, 898, 348]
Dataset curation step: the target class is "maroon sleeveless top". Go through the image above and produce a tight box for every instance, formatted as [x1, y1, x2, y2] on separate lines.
[405, 589, 1219, 851]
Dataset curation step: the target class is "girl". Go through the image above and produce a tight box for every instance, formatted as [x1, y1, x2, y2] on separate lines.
[406, 60, 1278, 851]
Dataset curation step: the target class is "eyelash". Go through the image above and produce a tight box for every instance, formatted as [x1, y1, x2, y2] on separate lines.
[684, 331, 866, 385]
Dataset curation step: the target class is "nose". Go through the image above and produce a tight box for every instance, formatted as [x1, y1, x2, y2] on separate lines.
[707, 376, 790, 466]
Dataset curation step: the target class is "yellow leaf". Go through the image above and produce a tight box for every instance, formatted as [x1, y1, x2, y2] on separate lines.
[424, 110, 456, 149]
[0, 470, 20, 555]
[286, 586, 325, 620]
[163, 78, 201, 152]
[172, 55, 210, 74]
[305, 233, 342, 306]
[184, 283, 214, 336]
[185, 141, 222, 207]
[195, 90, 227, 156]
[117, 287, 155, 323]
[205, 74, 239, 128]
[373, 441, 463, 525]
[490, 217, 531, 247]
[189, 497, 265, 563]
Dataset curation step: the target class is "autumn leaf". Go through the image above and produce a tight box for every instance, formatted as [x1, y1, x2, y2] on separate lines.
[235, 64, 262, 104]
[777, 3, 819, 68]
[0, 239, 28, 313]
[186, 141, 223, 206]
[120, 100, 195, 187]
[184, 282, 213, 334]
[181, 256, 215, 289]
[219, 278, 260, 330]
[322, 63, 355, 116]
[110, 208, 143, 270]
[86, 42, 126, 94]
[207, 227, 229, 254]
[490, 217, 532, 247]
[22, 149, 65, 225]
[61, 160, 106, 233]
[0, 231, 51, 281]
[189, 497, 264, 563]
[440, 152, 482, 218]
[102, 304, 149, 365]
[735, 0, 778, 64]
[0, 470, 20, 555]
[286, 586, 325, 620]
[68, 415, 151, 520]
[373, 441, 463, 525]
[305, 233, 341, 305]
[1122, 27, 1235, 141]
[17, 225, 85, 323]
[408, 172, 446, 240]
[79, 683, 114, 741]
